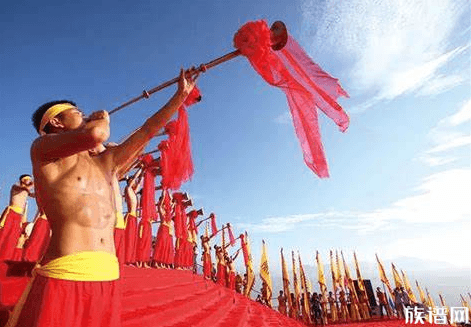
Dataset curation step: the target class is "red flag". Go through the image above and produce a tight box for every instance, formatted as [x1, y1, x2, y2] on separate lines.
[234, 21, 349, 178]
[228, 223, 235, 246]
[173, 199, 185, 239]
[163, 86, 201, 190]
[240, 234, 249, 266]
[210, 213, 217, 236]
[140, 154, 160, 222]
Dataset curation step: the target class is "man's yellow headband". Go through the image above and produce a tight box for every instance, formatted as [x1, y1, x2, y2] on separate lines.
[39, 103, 76, 135]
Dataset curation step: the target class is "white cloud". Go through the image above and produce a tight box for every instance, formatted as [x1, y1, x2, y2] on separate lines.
[303, 0, 468, 104]
[438, 98, 471, 127]
[419, 99, 471, 166]
[274, 111, 291, 125]
[381, 226, 471, 268]
[418, 74, 465, 96]
[240, 169, 470, 234]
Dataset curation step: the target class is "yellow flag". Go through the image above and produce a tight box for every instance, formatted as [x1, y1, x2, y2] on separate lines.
[281, 248, 293, 314]
[298, 252, 312, 324]
[316, 251, 328, 300]
[426, 288, 436, 308]
[376, 254, 394, 296]
[330, 250, 338, 293]
[401, 269, 417, 303]
[260, 240, 273, 306]
[353, 252, 365, 291]
[292, 251, 301, 305]
[342, 252, 358, 300]
[244, 232, 255, 298]
[342, 251, 361, 321]
[336, 250, 346, 290]
[415, 280, 428, 306]
[460, 294, 471, 311]
[391, 263, 404, 289]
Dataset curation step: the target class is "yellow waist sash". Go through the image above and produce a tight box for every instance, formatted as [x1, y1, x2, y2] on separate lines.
[35, 251, 119, 281]
[115, 212, 125, 229]
[0, 206, 23, 228]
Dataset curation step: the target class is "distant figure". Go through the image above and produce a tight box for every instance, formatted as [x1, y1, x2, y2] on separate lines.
[393, 287, 404, 318]
[235, 274, 243, 294]
[23, 209, 51, 263]
[311, 293, 323, 325]
[339, 290, 350, 323]
[376, 287, 389, 318]
[0, 175, 34, 260]
[328, 291, 338, 322]
[278, 290, 287, 315]
[124, 170, 142, 266]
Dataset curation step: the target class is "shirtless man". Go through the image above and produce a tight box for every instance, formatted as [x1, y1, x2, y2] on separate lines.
[0, 175, 34, 260]
[277, 290, 287, 315]
[7, 69, 195, 327]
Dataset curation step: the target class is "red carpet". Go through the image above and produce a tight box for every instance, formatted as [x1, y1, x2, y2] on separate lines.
[0, 266, 447, 326]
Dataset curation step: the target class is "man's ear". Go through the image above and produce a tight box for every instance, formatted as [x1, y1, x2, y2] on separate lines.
[49, 116, 64, 129]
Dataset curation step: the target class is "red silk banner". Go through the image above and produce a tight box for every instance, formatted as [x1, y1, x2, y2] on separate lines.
[240, 234, 249, 266]
[173, 200, 185, 239]
[163, 87, 201, 190]
[140, 154, 160, 222]
[210, 213, 217, 236]
[228, 224, 235, 246]
[234, 20, 349, 178]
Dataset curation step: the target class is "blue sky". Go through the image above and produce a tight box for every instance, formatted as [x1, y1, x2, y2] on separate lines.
[1, 0, 469, 306]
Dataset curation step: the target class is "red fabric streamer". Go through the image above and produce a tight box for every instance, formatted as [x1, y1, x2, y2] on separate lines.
[162, 86, 201, 190]
[187, 210, 199, 243]
[173, 193, 186, 238]
[228, 224, 235, 246]
[140, 154, 160, 222]
[234, 20, 349, 178]
[210, 213, 217, 237]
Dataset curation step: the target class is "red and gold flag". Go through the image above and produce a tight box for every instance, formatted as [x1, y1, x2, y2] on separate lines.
[292, 251, 301, 306]
[330, 250, 339, 294]
[426, 288, 436, 308]
[336, 250, 347, 291]
[415, 280, 428, 306]
[260, 240, 273, 307]
[401, 269, 417, 303]
[298, 252, 312, 324]
[342, 251, 361, 321]
[391, 263, 404, 289]
[281, 248, 293, 314]
[244, 232, 255, 298]
[376, 254, 394, 296]
[316, 251, 328, 300]
[353, 252, 365, 292]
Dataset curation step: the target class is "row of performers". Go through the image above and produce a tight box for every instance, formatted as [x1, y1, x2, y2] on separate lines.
[0, 173, 246, 294]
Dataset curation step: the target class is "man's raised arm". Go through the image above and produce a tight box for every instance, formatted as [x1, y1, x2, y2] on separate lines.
[31, 110, 110, 161]
[108, 69, 195, 173]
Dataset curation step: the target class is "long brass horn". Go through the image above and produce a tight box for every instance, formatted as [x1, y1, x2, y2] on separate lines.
[109, 21, 288, 115]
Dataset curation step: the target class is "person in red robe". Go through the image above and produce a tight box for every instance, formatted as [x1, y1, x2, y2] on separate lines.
[152, 190, 175, 268]
[23, 210, 51, 263]
[226, 248, 241, 290]
[173, 193, 193, 269]
[200, 235, 212, 279]
[0, 175, 34, 261]
[124, 168, 142, 265]
[215, 245, 226, 286]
